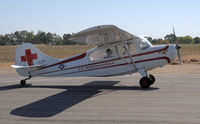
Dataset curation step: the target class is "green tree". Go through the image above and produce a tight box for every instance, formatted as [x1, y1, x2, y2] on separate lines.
[24, 31, 34, 43]
[52, 33, 62, 45]
[0, 35, 11, 45]
[145, 37, 153, 43]
[4, 34, 14, 45]
[62, 33, 77, 45]
[0, 35, 3, 45]
[178, 36, 194, 44]
[34, 31, 47, 44]
[13, 31, 23, 44]
[46, 32, 54, 45]
[152, 38, 169, 44]
[194, 37, 200, 44]
[164, 34, 176, 43]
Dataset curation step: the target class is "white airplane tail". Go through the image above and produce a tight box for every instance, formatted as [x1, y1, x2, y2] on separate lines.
[11, 43, 58, 77]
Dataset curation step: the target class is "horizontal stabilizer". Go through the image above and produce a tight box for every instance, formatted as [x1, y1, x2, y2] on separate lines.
[11, 64, 44, 71]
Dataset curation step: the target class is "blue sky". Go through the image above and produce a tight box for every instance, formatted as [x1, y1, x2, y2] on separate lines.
[0, 0, 200, 38]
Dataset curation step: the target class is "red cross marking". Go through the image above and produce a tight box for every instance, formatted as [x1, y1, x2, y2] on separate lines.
[21, 49, 38, 66]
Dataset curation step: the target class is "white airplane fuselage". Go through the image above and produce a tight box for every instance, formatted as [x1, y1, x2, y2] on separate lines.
[20, 44, 177, 78]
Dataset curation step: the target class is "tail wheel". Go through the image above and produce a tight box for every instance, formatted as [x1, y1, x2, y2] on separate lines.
[20, 80, 26, 86]
[149, 74, 155, 85]
[139, 77, 151, 88]
[20, 76, 31, 87]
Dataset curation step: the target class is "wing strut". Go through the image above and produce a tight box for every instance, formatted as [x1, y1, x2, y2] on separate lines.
[119, 33, 138, 72]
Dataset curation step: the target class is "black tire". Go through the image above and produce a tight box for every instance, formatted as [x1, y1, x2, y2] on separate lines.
[139, 77, 151, 88]
[149, 74, 155, 85]
[20, 80, 26, 86]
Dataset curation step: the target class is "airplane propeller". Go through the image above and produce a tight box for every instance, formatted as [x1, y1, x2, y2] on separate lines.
[173, 27, 182, 64]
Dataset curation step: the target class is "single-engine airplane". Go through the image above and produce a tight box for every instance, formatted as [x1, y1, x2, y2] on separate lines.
[11, 25, 181, 88]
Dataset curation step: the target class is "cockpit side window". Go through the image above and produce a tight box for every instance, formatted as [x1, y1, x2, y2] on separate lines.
[126, 42, 137, 53]
[89, 47, 115, 61]
[89, 36, 152, 61]
[115, 42, 137, 57]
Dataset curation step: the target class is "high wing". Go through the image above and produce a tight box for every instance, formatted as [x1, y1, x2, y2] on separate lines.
[70, 25, 135, 46]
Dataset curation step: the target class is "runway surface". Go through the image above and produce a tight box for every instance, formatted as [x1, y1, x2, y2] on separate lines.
[1, 73, 200, 124]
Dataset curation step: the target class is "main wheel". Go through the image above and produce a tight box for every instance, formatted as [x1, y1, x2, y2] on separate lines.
[149, 74, 155, 85]
[20, 80, 26, 86]
[139, 77, 151, 88]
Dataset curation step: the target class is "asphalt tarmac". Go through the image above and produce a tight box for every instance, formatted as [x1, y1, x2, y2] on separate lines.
[0, 73, 200, 124]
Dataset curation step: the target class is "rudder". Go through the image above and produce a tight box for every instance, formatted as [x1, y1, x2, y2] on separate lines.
[15, 43, 57, 66]
[13, 43, 58, 77]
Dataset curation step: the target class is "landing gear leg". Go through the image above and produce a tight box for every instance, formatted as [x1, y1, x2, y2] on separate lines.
[20, 76, 31, 87]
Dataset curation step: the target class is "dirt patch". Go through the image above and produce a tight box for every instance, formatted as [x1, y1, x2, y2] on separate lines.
[150, 64, 200, 74]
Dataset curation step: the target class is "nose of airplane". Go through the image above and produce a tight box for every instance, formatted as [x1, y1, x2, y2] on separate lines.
[168, 44, 178, 63]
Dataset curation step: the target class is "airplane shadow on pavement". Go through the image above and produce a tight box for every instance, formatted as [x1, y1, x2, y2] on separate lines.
[0, 81, 159, 118]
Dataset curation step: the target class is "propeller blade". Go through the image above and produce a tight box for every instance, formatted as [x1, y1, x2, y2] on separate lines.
[176, 45, 182, 65]
[173, 26, 176, 37]
[173, 26, 177, 45]
[173, 26, 182, 65]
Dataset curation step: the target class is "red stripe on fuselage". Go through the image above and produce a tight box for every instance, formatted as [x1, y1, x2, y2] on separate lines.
[136, 56, 170, 64]
[37, 52, 86, 71]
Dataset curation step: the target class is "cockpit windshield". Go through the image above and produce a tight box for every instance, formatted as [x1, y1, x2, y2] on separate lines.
[133, 36, 152, 49]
